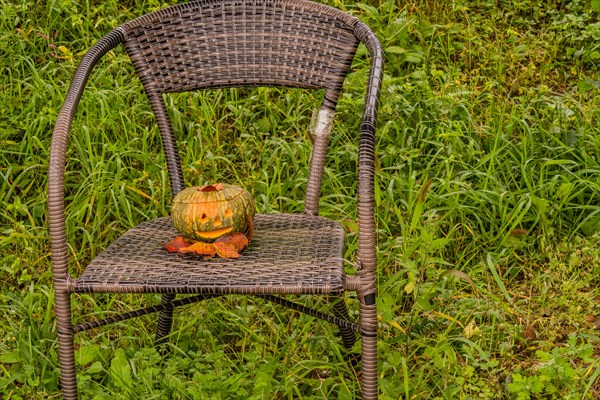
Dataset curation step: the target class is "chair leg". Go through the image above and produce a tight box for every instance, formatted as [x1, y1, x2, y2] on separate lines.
[332, 297, 356, 350]
[155, 293, 176, 350]
[360, 301, 378, 400]
[55, 291, 78, 399]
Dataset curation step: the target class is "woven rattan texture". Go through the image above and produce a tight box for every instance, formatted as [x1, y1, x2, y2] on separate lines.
[74, 213, 346, 295]
[122, 0, 359, 100]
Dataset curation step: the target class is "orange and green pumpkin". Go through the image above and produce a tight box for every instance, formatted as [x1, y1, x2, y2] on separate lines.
[171, 183, 255, 243]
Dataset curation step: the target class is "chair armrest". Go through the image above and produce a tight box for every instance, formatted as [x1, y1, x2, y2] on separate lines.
[48, 28, 125, 282]
[354, 23, 384, 299]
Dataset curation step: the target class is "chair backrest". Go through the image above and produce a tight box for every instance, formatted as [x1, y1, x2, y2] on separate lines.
[121, 0, 361, 107]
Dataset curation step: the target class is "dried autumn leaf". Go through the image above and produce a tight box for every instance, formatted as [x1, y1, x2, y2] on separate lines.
[586, 314, 597, 323]
[215, 232, 249, 252]
[586, 315, 600, 329]
[164, 236, 192, 252]
[417, 178, 433, 204]
[521, 325, 537, 340]
[179, 241, 217, 257]
[165, 231, 249, 259]
[444, 269, 479, 294]
[213, 241, 241, 258]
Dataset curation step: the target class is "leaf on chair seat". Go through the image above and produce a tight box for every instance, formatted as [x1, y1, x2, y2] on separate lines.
[180, 241, 217, 257]
[164, 232, 248, 259]
[164, 236, 192, 252]
[215, 232, 248, 251]
[212, 241, 241, 258]
[213, 233, 249, 258]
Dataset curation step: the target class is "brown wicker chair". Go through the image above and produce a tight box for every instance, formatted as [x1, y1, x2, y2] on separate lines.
[48, 0, 383, 398]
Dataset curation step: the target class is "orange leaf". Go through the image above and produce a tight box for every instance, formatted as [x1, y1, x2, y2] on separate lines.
[215, 232, 248, 252]
[164, 236, 192, 252]
[165, 231, 248, 259]
[179, 241, 217, 257]
[213, 241, 241, 258]
[521, 325, 537, 340]
[586, 314, 597, 323]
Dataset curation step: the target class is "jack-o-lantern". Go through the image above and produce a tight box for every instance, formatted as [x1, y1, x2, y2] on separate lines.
[172, 183, 255, 243]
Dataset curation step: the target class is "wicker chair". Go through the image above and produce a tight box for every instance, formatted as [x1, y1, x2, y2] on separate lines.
[48, 0, 383, 398]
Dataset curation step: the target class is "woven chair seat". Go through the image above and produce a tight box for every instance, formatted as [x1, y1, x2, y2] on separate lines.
[74, 213, 346, 295]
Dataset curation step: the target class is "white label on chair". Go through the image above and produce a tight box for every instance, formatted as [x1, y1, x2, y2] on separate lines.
[309, 107, 335, 141]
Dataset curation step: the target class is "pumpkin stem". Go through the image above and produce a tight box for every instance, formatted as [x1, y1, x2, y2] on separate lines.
[198, 183, 223, 192]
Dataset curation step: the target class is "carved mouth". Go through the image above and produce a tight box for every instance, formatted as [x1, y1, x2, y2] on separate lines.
[196, 226, 233, 239]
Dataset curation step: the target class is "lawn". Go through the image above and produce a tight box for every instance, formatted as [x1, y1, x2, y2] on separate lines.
[1, 0, 600, 398]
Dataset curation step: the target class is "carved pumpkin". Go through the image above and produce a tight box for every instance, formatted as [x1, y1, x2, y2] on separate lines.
[171, 183, 255, 243]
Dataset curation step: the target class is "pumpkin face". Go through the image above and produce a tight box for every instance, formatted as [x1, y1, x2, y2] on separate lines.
[171, 183, 255, 243]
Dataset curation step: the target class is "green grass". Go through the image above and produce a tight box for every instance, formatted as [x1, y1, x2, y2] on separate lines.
[2, 0, 600, 398]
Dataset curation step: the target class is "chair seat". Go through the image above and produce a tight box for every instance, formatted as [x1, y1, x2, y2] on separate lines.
[73, 213, 346, 295]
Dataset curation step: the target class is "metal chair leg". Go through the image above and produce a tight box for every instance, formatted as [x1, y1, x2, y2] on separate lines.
[55, 291, 78, 399]
[332, 297, 356, 350]
[155, 293, 176, 350]
[360, 301, 378, 400]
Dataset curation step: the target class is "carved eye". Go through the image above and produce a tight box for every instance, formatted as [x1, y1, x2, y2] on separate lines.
[225, 208, 233, 218]
[200, 213, 210, 223]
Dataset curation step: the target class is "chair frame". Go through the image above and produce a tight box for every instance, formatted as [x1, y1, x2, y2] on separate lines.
[48, 0, 383, 398]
